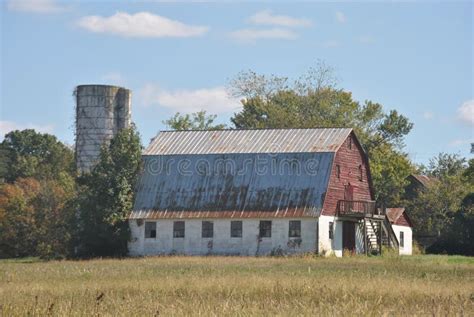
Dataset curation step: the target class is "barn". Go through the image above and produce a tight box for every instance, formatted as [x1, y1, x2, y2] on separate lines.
[128, 128, 409, 256]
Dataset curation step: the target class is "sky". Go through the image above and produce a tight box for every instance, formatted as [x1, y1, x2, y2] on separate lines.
[1, 0, 473, 165]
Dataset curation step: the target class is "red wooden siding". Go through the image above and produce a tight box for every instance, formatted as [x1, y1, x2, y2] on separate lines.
[322, 132, 373, 216]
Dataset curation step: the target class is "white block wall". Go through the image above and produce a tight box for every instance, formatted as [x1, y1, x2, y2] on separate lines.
[128, 218, 318, 256]
[318, 215, 367, 257]
[317, 215, 335, 256]
[391, 224, 413, 255]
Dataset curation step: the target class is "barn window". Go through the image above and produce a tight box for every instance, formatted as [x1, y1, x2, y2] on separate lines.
[289, 220, 301, 238]
[231, 221, 242, 238]
[202, 221, 214, 238]
[348, 137, 352, 149]
[400, 231, 404, 248]
[329, 222, 334, 240]
[336, 165, 341, 179]
[145, 222, 156, 239]
[358, 165, 363, 181]
[173, 221, 185, 238]
[259, 221, 272, 238]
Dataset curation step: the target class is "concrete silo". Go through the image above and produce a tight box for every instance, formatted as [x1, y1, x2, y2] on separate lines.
[75, 85, 131, 173]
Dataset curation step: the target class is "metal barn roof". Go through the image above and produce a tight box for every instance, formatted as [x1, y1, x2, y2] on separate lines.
[144, 128, 352, 155]
[131, 152, 334, 219]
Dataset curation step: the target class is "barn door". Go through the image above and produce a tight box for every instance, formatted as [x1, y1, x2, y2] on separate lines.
[342, 221, 356, 254]
[344, 183, 354, 201]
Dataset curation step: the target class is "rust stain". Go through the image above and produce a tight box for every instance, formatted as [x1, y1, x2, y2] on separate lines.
[129, 208, 317, 219]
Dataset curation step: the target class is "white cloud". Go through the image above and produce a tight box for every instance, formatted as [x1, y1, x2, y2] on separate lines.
[77, 11, 209, 38]
[457, 99, 474, 126]
[422, 111, 434, 120]
[7, 0, 66, 13]
[248, 10, 312, 28]
[230, 28, 298, 43]
[138, 84, 241, 114]
[357, 35, 375, 44]
[0, 121, 54, 139]
[335, 11, 346, 24]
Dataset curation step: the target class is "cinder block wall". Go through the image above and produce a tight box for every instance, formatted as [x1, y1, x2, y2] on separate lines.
[128, 218, 318, 256]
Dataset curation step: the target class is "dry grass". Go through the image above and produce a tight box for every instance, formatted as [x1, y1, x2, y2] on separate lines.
[0, 255, 473, 316]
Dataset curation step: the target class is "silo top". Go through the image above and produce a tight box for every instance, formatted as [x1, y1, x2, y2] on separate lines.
[75, 84, 131, 96]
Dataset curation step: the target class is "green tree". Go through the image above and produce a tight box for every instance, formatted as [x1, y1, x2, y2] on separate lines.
[0, 129, 76, 259]
[163, 110, 226, 131]
[463, 159, 474, 186]
[228, 62, 414, 207]
[76, 125, 142, 257]
[405, 153, 472, 254]
[33, 176, 76, 259]
[0, 129, 74, 182]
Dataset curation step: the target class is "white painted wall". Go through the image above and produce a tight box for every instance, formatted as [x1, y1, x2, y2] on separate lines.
[391, 224, 413, 255]
[318, 215, 336, 256]
[318, 216, 370, 257]
[129, 218, 318, 256]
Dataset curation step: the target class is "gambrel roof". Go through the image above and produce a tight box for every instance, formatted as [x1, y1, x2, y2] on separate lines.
[144, 128, 353, 155]
[131, 128, 355, 220]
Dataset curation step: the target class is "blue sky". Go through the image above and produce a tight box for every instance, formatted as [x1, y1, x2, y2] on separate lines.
[1, 0, 473, 164]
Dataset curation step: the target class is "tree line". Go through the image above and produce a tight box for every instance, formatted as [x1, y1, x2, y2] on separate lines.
[0, 126, 141, 259]
[0, 62, 472, 258]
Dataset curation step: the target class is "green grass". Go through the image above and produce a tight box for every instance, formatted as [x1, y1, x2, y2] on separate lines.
[0, 255, 473, 316]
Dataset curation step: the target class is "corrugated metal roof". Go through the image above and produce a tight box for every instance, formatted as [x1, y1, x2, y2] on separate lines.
[144, 128, 352, 155]
[131, 152, 334, 219]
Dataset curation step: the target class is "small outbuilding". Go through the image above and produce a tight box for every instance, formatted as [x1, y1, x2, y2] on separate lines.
[386, 208, 413, 255]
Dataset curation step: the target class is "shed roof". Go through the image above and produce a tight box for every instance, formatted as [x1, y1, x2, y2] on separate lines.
[144, 128, 352, 156]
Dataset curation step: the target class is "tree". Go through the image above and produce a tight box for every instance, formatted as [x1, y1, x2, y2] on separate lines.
[426, 192, 474, 256]
[369, 143, 413, 207]
[76, 125, 142, 257]
[0, 176, 74, 259]
[0, 178, 40, 258]
[405, 153, 473, 254]
[0, 129, 76, 259]
[428, 153, 466, 178]
[163, 110, 226, 131]
[228, 61, 414, 207]
[0, 129, 74, 182]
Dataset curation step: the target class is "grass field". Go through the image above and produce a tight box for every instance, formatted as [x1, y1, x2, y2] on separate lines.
[1, 255, 473, 316]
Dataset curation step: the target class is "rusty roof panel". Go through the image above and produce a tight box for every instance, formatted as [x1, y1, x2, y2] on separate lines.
[144, 128, 352, 155]
[129, 208, 317, 219]
[131, 152, 334, 219]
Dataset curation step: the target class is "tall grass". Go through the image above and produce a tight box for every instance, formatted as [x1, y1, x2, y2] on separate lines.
[0, 255, 473, 316]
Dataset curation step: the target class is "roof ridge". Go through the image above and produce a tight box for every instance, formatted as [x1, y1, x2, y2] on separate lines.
[158, 127, 353, 133]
